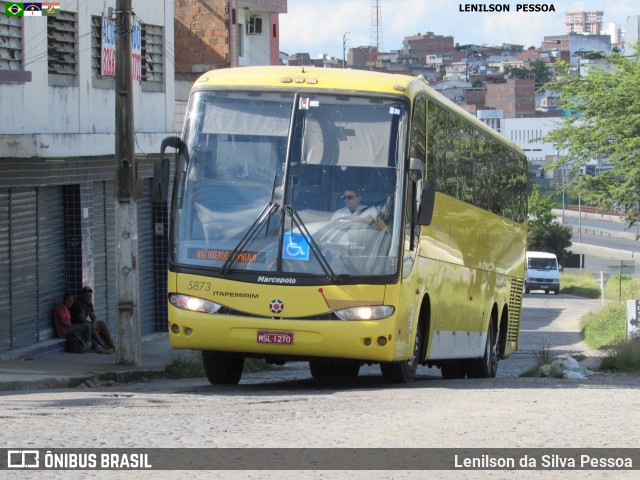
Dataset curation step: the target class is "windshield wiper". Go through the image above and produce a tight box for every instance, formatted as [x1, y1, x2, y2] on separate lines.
[282, 205, 337, 283]
[220, 201, 280, 275]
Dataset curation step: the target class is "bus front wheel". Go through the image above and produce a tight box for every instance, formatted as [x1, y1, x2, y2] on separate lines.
[380, 320, 423, 384]
[202, 351, 244, 385]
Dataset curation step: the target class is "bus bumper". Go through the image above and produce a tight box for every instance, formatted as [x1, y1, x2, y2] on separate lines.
[168, 307, 401, 362]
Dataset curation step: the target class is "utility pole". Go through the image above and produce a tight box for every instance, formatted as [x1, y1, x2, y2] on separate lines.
[114, 0, 141, 366]
[342, 32, 349, 68]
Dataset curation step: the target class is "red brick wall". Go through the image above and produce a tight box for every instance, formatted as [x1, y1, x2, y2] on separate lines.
[174, 0, 231, 76]
[485, 79, 535, 118]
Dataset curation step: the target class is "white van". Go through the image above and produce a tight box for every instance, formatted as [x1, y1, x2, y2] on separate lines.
[525, 251, 560, 295]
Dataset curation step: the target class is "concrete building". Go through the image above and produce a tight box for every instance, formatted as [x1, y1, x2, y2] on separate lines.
[0, 0, 175, 354]
[174, 0, 286, 76]
[348, 46, 378, 68]
[0, 0, 288, 356]
[541, 33, 612, 66]
[625, 15, 640, 56]
[500, 117, 563, 181]
[566, 11, 604, 35]
[402, 32, 454, 64]
[174, 0, 287, 129]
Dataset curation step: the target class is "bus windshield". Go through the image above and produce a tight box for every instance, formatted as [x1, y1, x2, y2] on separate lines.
[171, 90, 407, 279]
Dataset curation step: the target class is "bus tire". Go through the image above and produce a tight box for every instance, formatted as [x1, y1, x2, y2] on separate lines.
[202, 351, 244, 385]
[465, 324, 497, 378]
[380, 319, 423, 384]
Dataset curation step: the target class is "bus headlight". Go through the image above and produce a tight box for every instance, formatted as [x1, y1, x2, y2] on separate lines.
[169, 293, 222, 314]
[334, 305, 395, 321]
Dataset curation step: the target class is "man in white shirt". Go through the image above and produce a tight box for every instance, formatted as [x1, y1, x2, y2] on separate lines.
[331, 186, 377, 224]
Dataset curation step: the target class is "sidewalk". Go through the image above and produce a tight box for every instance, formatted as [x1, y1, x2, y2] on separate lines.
[0, 333, 175, 392]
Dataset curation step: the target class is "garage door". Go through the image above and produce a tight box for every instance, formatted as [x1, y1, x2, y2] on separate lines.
[0, 187, 65, 353]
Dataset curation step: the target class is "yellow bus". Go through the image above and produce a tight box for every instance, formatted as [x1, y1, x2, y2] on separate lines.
[153, 66, 527, 384]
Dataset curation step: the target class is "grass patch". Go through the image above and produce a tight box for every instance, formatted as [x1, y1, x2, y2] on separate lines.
[560, 271, 601, 298]
[579, 275, 640, 372]
[600, 337, 640, 373]
[164, 353, 205, 379]
[581, 304, 627, 350]
[604, 275, 640, 304]
[164, 354, 274, 379]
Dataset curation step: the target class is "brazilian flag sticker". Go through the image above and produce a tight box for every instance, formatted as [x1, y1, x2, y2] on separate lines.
[6, 3, 24, 16]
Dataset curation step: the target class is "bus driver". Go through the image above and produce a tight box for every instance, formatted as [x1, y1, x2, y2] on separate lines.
[331, 186, 377, 224]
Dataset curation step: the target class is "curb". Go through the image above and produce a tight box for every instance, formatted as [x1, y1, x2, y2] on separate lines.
[0, 369, 167, 392]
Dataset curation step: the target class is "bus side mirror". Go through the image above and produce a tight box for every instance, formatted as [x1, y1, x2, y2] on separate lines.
[152, 136, 182, 203]
[416, 180, 435, 226]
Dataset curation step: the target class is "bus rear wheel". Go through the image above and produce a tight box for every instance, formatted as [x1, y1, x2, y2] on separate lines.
[202, 351, 244, 385]
[465, 324, 497, 378]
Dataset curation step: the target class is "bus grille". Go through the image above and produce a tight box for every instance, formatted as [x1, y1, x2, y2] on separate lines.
[507, 278, 524, 342]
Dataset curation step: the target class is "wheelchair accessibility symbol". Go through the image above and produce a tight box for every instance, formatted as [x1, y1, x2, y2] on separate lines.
[283, 232, 310, 261]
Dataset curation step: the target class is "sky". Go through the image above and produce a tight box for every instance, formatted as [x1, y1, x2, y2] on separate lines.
[279, 0, 638, 59]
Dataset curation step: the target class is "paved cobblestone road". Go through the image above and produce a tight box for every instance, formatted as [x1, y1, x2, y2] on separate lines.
[2, 294, 638, 480]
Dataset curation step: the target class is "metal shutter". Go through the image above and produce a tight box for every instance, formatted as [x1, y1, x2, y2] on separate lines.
[36, 187, 65, 341]
[0, 190, 10, 352]
[137, 179, 155, 335]
[9, 189, 38, 349]
[92, 182, 117, 327]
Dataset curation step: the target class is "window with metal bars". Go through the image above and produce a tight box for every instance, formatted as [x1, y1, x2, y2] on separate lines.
[90, 15, 102, 77]
[47, 10, 77, 84]
[141, 23, 163, 83]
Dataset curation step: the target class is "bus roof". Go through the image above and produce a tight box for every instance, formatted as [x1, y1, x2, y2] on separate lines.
[192, 66, 419, 96]
[191, 66, 524, 155]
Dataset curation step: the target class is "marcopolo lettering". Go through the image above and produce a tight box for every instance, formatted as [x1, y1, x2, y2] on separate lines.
[257, 276, 297, 285]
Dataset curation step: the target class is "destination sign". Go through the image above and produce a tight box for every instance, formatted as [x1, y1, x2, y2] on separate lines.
[188, 248, 265, 263]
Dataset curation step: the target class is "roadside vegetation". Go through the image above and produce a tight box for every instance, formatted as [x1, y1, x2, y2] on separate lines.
[578, 275, 640, 373]
[559, 270, 600, 298]
[521, 273, 640, 376]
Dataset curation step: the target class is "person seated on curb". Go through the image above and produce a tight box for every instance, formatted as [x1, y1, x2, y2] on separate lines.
[52, 292, 91, 353]
[71, 286, 115, 354]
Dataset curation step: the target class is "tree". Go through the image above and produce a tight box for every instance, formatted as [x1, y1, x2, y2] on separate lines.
[530, 59, 552, 89]
[504, 64, 533, 80]
[527, 185, 573, 265]
[538, 47, 640, 227]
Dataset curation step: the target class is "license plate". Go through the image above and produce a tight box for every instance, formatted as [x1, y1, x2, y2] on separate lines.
[257, 331, 293, 345]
